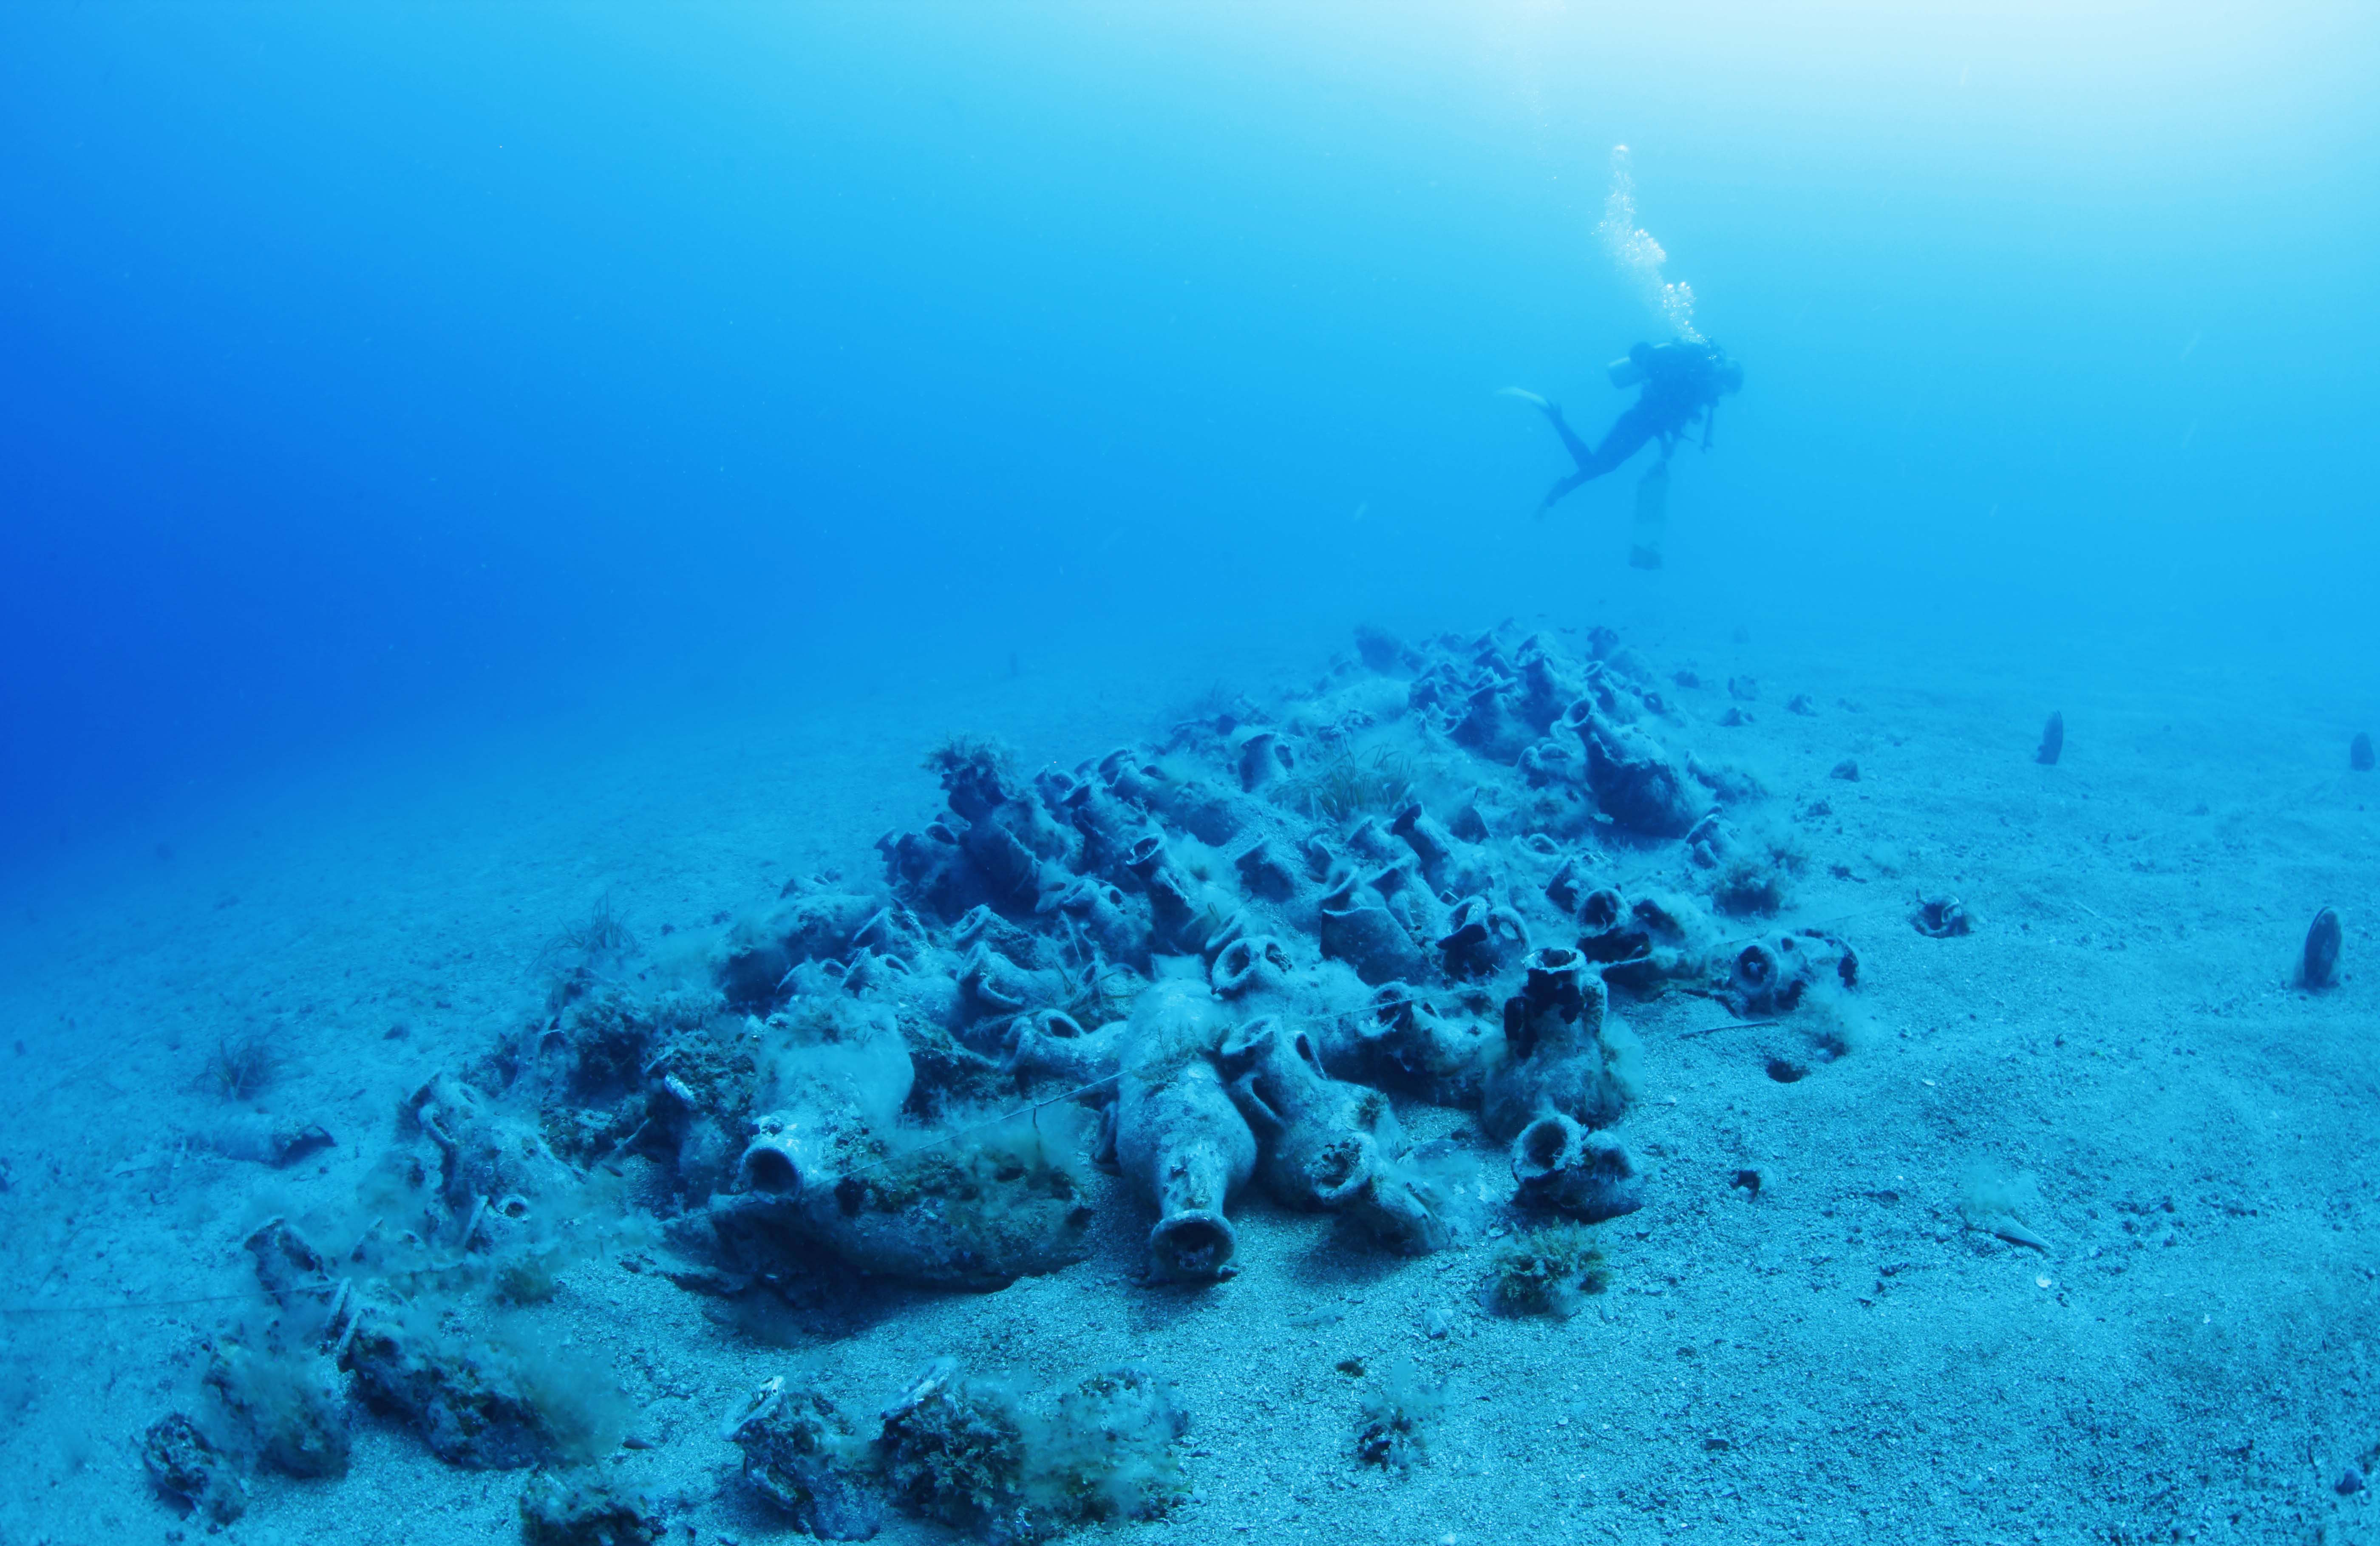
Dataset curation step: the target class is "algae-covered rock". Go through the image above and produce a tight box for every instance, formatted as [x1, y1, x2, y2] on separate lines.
[141, 1412, 246, 1523]
[1031, 1365, 1189, 1526]
[241, 1215, 597, 1471]
[346, 1322, 551, 1469]
[205, 1336, 351, 1478]
[725, 1376, 886, 1539]
[341, 1311, 586, 1470]
[875, 1360, 1188, 1544]
[1483, 1223, 1612, 1319]
[1353, 1358, 1442, 1470]
[518, 1469, 663, 1546]
[725, 1360, 1192, 1544]
[876, 1363, 1038, 1541]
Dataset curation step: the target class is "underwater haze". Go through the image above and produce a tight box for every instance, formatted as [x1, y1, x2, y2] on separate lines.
[5, 1, 2374, 868]
[5, 5, 2380, 1544]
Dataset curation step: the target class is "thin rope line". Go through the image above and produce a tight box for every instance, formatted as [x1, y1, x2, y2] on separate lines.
[0, 1291, 257, 1317]
[1680, 1018, 1781, 1040]
[1794, 900, 1916, 930]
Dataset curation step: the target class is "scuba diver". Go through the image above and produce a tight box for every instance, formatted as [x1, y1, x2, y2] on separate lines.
[1510, 339, 1742, 517]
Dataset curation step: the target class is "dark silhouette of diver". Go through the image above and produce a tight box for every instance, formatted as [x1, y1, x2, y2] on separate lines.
[1513, 340, 1742, 515]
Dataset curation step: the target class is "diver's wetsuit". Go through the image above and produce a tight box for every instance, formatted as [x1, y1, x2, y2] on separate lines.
[1538, 341, 1738, 513]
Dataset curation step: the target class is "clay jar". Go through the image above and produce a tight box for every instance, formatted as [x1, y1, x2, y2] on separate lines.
[1232, 728, 1295, 793]
[736, 1104, 873, 1202]
[1337, 984, 1495, 1103]
[1565, 702, 1701, 838]
[1217, 1017, 1403, 1211]
[1318, 873, 1428, 985]
[1511, 1111, 1644, 1222]
[1209, 934, 1294, 1000]
[1114, 983, 1254, 1280]
[1723, 931, 1857, 1017]
[1437, 895, 1531, 980]
[1125, 834, 1235, 957]
[1218, 1017, 1451, 1253]
[1482, 946, 1633, 1140]
[1388, 798, 1461, 889]
[1005, 1008, 1123, 1088]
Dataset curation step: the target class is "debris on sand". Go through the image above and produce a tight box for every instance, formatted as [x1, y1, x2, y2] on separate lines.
[1353, 1358, 1443, 1469]
[1482, 1223, 1612, 1317]
[1961, 1169, 2051, 1253]
[150, 622, 1899, 1529]
[1912, 892, 1972, 938]
[2300, 906, 2343, 990]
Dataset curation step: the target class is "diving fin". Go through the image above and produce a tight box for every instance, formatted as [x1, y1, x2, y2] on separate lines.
[1629, 461, 1669, 570]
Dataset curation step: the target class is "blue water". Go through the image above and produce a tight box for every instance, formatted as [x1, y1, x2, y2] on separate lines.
[3, 3, 2375, 868]
[10, 14, 2380, 1542]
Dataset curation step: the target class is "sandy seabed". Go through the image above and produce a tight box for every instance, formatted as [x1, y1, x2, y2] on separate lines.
[3, 607, 2375, 1546]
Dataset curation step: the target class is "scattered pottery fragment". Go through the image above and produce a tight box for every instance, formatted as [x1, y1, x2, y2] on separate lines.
[2036, 711, 2064, 766]
[2301, 906, 2343, 990]
[1912, 893, 1971, 938]
[200, 1114, 336, 1168]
